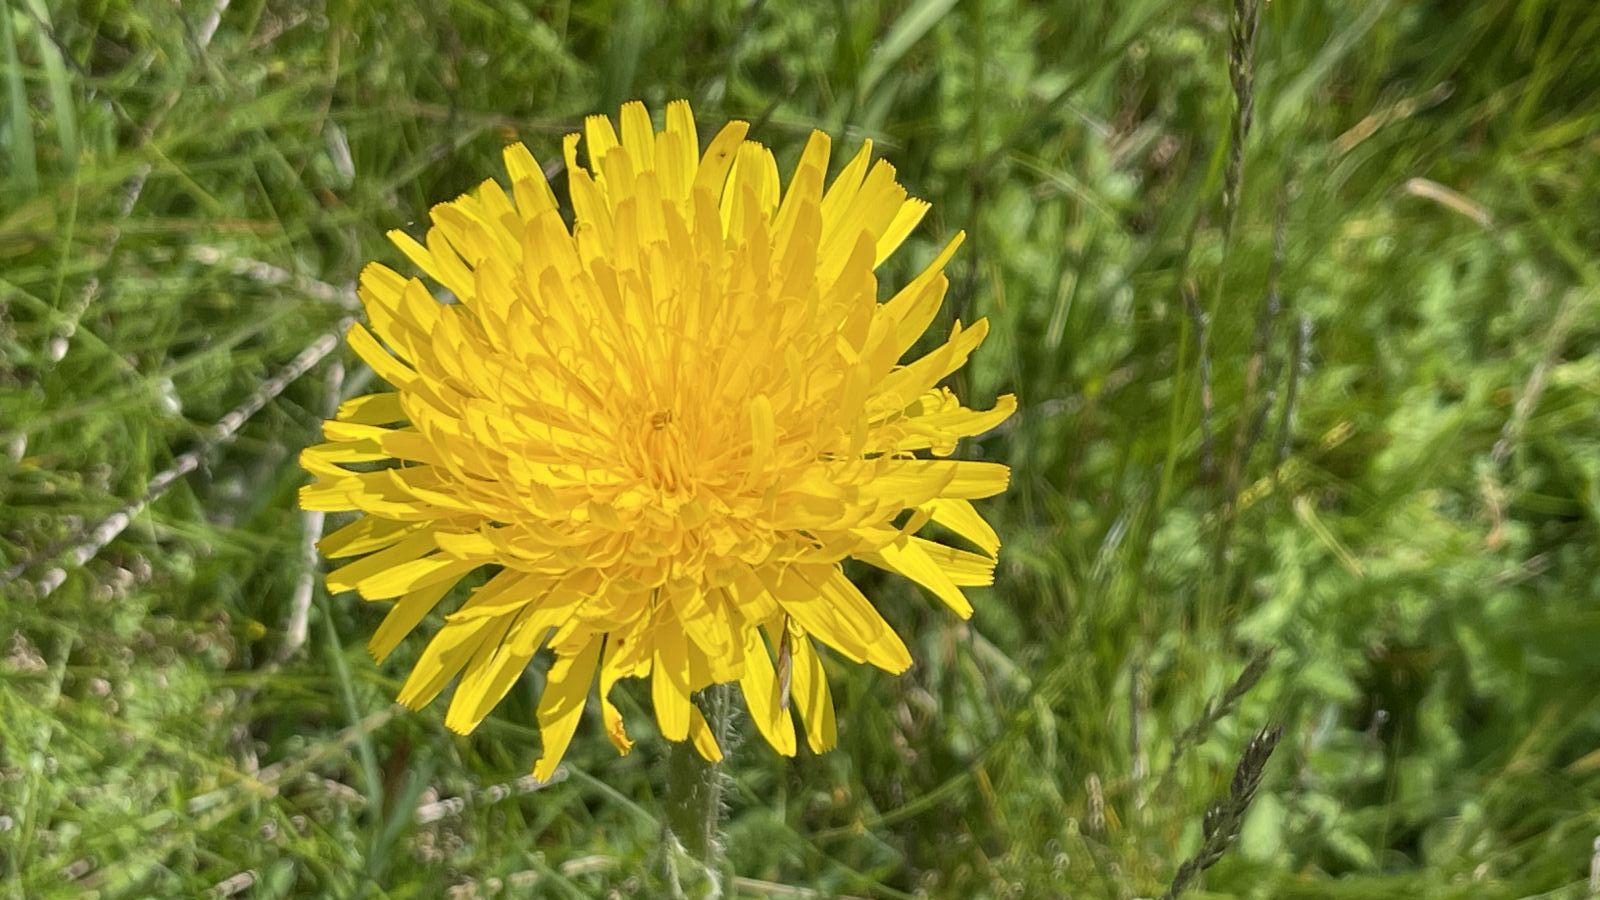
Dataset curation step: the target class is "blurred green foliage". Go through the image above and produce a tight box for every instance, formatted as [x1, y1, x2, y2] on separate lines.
[3, 1, 1599, 897]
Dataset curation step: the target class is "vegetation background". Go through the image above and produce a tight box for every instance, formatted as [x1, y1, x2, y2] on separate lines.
[3, 0, 1599, 897]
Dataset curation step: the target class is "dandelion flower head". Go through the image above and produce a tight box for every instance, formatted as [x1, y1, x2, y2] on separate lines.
[300, 100, 1016, 778]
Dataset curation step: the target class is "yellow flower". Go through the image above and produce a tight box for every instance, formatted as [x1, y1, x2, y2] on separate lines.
[300, 100, 1015, 779]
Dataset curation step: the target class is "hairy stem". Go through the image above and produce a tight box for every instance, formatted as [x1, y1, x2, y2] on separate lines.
[664, 686, 732, 875]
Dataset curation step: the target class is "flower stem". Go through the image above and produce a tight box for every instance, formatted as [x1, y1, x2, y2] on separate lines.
[664, 685, 732, 876]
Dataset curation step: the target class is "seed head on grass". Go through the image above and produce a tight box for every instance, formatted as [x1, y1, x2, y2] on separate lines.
[1162, 647, 1274, 783]
[1162, 724, 1283, 900]
[298, 100, 1015, 778]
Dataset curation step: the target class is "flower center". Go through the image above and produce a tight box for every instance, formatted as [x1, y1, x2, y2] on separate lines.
[635, 406, 692, 495]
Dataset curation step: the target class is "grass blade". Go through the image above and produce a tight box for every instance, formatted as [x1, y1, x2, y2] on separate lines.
[2, 2, 38, 191]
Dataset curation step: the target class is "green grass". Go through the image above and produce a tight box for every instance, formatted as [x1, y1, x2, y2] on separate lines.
[4, 1, 1600, 897]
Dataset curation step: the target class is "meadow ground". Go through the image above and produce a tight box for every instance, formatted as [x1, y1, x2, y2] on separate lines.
[3, 1, 1600, 897]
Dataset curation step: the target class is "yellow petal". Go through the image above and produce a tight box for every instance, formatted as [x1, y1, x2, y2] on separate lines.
[444, 609, 541, 735]
[673, 586, 742, 681]
[857, 459, 1011, 505]
[693, 120, 750, 200]
[618, 101, 656, 171]
[905, 538, 996, 587]
[345, 321, 418, 388]
[872, 317, 991, 408]
[532, 634, 603, 781]
[888, 394, 1018, 456]
[738, 626, 796, 756]
[863, 537, 974, 619]
[762, 566, 911, 674]
[325, 531, 438, 594]
[355, 554, 481, 602]
[819, 139, 874, 225]
[928, 498, 1001, 556]
[874, 198, 930, 266]
[502, 143, 559, 222]
[433, 529, 499, 562]
[771, 130, 830, 249]
[395, 613, 507, 710]
[747, 394, 775, 482]
[651, 619, 693, 741]
[369, 577, 458, 663]
[584, 113, 621, 173]
[875, 233, 964, 352]
[599, 623, 651, 754]
[789, 630, 837, 753]
[360, 264, 439, 361]
[318, 517, 422, 559]
[300, 440, 388, 478]
[335, 392, 407, 425]
[318, 421, 440, 465]
[441, 569, 543, 622]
